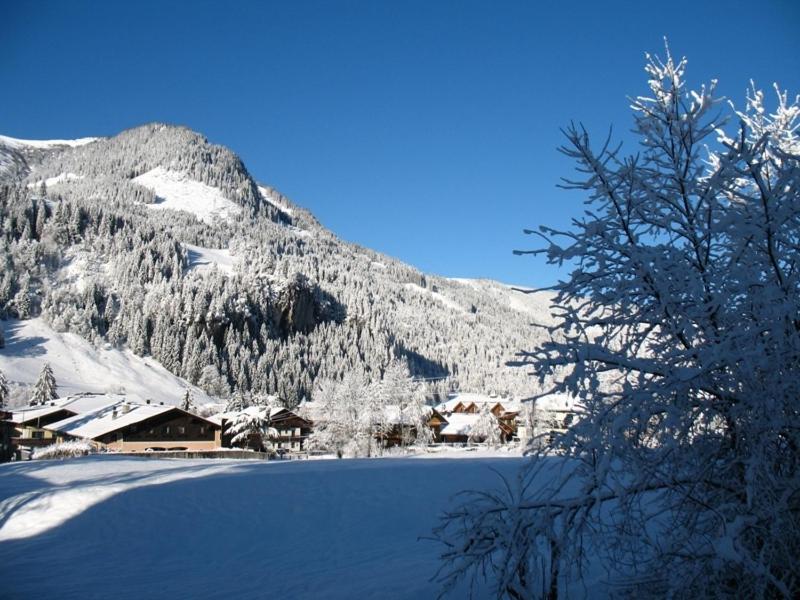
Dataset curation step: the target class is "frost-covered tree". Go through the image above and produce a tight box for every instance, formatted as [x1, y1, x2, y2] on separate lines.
[434, 50, 800, 598]
[180, 389, 195, 412]
[0, 369, 9, 409]
[468, 404, 501, 446]
[30, 362, 58, 405]
[306, 373, 374, 457]
[226, 408, 276, 451]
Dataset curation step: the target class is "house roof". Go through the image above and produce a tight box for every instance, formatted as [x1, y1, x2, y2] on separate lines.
[439, 413, 480, 436]
[46, 403, 174, 439]
[46, 403, 219, 440]
[10, 404, 76, 425]
[10, 393, 135, 425]
[435, 393, 521, 414]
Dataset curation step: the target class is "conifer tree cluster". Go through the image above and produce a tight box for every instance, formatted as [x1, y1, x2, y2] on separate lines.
[0, 124, 554, 407]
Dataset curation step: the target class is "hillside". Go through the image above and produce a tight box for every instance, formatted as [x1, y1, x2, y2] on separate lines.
[0, 124, 555, 406]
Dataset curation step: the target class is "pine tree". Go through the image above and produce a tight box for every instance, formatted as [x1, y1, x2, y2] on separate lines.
[31, 362, 58, 405]
[180, 389, 195, 412]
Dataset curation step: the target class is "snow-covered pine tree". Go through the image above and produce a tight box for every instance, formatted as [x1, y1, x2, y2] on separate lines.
[31, 362, 58, 405]
[180, 389, 195, 412]
[226, 408, 275, 451]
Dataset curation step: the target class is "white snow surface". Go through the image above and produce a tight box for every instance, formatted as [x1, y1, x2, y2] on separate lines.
[451, 278, 557, 323]
[46, 403, 174, 439]
[404, 282, 465, 313]
[0, 318, 211, 405]
[28, 172, 84, 188]
[0, 455, 536, 599]
[439, 413, 481, 436]
[258, 185, 294, 216]
[132, 167, 242, 225]
[183, 243, 237, 275]
[0, 135, 99, 149]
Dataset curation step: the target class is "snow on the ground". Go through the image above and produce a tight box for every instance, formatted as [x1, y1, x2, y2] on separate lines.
[258, 185, 294, 216]
[451, 278, 556, 322]
[183, 243, 237, 275]
[0, 455, 527, 599]
[404, 282, 465, 313]
[132, 167, 242, 225]
[56, 248, 107, 294]
[0, 318, 211, 405]
[27, 172, 84, 188]
[0, 134, 98, 149]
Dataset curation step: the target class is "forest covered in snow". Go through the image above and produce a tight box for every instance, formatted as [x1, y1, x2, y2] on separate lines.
[0, 124, 555, 406]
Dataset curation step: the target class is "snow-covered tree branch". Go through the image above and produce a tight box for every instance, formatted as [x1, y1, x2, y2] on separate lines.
[434, 49, 800, 598]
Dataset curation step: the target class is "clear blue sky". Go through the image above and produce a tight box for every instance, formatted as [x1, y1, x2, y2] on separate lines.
[3, 1, 799, 287]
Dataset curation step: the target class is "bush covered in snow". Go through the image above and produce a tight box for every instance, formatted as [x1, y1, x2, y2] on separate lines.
[32, 440, 96, 460]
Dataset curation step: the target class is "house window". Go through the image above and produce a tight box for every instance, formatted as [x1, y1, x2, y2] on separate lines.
[178, 426, 186, 436]
[164, 426, 171, 435]
[31, 430, 44, 439]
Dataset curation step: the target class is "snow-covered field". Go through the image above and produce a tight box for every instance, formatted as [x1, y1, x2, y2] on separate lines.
[183, 243, 238, 275]
[0, 318, 211, 405]
[133, 167, 242, 224]
[0, 454, 525, 599]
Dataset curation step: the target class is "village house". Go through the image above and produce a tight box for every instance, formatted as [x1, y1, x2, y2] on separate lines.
[435, 392, 523, 443]
[8, 393, 133, 449]
[45, 400, 223, 452]
[269, 407, 312, 452]
[523, 393, 584, 446]
[215, 406, 313, 453]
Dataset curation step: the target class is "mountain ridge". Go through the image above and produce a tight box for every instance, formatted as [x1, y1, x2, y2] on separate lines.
[0, 123, 554, 406]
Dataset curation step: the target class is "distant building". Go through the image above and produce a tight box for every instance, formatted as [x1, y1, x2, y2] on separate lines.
[269, 407, 313, 452]
[523, 394, 584, 447]
[434, 392, 522, 443]
[214, 406, 312, 453]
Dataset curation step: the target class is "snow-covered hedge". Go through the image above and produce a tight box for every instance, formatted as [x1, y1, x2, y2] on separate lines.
[32, 440, 96, 460]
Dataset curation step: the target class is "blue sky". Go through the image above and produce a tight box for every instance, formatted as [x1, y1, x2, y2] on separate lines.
[3, 1, 799, 287]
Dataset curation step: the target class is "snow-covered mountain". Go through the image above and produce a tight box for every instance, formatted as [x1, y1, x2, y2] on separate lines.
[0, 124, 554, 406]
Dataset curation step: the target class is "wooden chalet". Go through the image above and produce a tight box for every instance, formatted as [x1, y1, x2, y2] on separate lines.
[269, 408, 312, 452]
[10, 404, 78, 448]
[46, 402, 223, 452]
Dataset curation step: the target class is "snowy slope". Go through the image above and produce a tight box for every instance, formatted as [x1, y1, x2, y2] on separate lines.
[0, 318, 211, 405]
[0, 455, 544, 599]
[183, 243, 238, 275]
[132, 167, 242, 224]
[451, 278, 556, 324]
[0, 135, 98, 149]
[28, 172, 84, 187]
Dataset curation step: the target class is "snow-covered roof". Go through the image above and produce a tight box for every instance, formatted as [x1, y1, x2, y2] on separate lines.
[10, 404, 75, 424]
[439, 413, 480, 436]
[46, 403, 176, 440]
[58, 393, 133, 414]
[435, 393, 521, 414]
